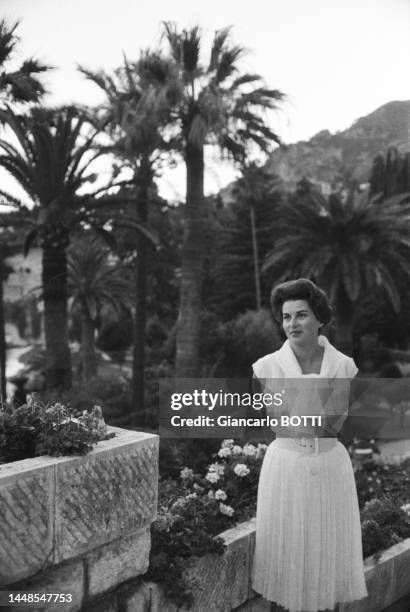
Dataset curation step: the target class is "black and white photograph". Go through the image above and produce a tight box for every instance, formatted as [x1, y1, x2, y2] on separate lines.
[0, 1, 409, 611]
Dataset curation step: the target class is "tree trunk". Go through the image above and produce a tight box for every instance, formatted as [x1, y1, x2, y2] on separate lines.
[176, 143, 205, 378]
[80, 305, 97, 382]
[42, 243, 72, 390]
[250, 205, 261, 310]
[0, 246, 6, 400]
[334, 288, 354, 356]
[132, 177, 148, 425]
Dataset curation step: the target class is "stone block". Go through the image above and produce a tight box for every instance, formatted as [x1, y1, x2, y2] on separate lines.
[9, 559, 84, 611]
[148, 582, 179, 612]
[120, 582, 151, 612]
[339, 540, 410, 612]
[0, 457, 54, 585]
[82, 592, 118, 612]
[180, 518, 255, 611]
[55, 430, 158, 563]
[390, 538, 410, 601]
[87, 527, 151, 597]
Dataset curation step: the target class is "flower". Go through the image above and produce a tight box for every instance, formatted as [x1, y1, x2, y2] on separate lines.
[219, 503, 234, 517]
[243, 444, 257, 457]
[208, 462, 225, 475]
[193, 483, 204, 492]
[234, 463, 250, 477]
[215, 489, 227, 501]
[208, 490, 215, 499]
[206, 471, 220, 483]
[232, 445, 243, 456]
[180, 467, 194, 480]
[401, 503, 410, 516]
[221, 439, 234, 448]
[186, 493, 197, 500]
[218, 447, 232, 458]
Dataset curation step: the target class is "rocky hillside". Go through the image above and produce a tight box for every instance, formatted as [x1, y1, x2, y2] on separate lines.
[263, 100, 410, 192]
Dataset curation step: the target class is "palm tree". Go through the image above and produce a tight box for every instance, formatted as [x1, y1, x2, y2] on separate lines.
[68, 234, 133, 382]
[0, 105, 125, 389]
[0, 19, 50, 106]
[231, 162, 282, 311]
[262, 188, 410, 355]
[79, 57, 164, 422]
[144, 23, 284, 376]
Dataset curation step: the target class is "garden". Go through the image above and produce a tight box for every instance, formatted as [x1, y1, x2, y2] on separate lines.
[0, 10, 410, 612]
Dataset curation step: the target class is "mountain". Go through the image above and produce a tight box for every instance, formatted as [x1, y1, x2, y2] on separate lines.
[261, 100, 410, 193]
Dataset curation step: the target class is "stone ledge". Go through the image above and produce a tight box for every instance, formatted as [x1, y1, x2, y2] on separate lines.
[86, 527, 151, 598]
[142, 519, 410, 612]
[0, 427, 158, 586]
[7, 558, 85, 612]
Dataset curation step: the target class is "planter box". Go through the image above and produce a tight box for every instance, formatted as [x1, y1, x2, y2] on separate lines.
[0, 427, 159, 587]
[140, 521, 410, 612]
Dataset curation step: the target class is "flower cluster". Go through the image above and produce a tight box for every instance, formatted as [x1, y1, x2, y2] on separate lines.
[0, 398, 112, 463]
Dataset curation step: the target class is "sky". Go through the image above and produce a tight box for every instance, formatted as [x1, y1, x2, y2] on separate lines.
[1, 0, 410, 201]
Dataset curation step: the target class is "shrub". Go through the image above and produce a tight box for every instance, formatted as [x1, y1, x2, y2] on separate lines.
[145, 439, 267, 605]
[361, 497, 410, 558]
[0, 397, 113, 463]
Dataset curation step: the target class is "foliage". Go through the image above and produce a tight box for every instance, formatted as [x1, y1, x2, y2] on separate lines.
[370, 147, 410, 198]
[145, 438, 267, 606]
[0, 18, 50, 106]
[68, 233, 133, 321]
[262, 187, 410, 353]
[211, 165, 283, 320]
[37, 373, 133, 426]
[355, 456, 410, 508]
[0, 105, 128, 389]
[146, 495, 226, 608]
[0, 397, 113, 463]
[361, 497, 410, 559]
[215, 309, 282, 377]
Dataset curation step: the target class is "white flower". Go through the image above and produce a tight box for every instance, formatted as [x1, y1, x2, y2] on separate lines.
[219, 503, 234, 517]
[221, 439, 234, 448]
[208, 462, 225, 475]
[215, 489, 227, 501]
[193, 483, 204, 492]
[234, 463, 250, 477]
[232, 445, 243, 456]
[243, 444, 257, 457]
[206, 471, 220, 483]
[218, 447, 232, 458]
[186, 493, 197, 500]
[208, 489, 215, 499]
[180, 467, 194, 480]
[401, 503, 410, 516]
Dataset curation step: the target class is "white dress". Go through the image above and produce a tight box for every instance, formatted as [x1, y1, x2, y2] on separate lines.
[251, 336, 368, 612]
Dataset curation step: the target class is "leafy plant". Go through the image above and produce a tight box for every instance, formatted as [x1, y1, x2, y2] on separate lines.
[361, 497, 410, 559]
[0, 397, 113, 463]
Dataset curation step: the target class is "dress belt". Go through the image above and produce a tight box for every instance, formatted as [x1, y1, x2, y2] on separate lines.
[275, 437, 338, 455]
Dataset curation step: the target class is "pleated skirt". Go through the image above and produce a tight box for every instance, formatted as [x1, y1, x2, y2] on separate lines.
[252, 438, 368, 612]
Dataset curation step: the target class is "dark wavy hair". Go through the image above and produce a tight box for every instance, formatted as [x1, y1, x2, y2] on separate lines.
[270, 278, 333, 326]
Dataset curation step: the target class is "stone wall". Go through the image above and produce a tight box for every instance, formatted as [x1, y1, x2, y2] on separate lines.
[0, 427, 158, 611]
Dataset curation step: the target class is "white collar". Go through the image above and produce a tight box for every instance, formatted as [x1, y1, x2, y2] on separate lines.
[275, 335, 341, 378]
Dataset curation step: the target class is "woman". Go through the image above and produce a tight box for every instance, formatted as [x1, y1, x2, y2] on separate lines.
[251, 279, 367, 612]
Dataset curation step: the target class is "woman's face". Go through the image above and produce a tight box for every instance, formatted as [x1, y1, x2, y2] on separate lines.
[282, 299, 322, 347]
